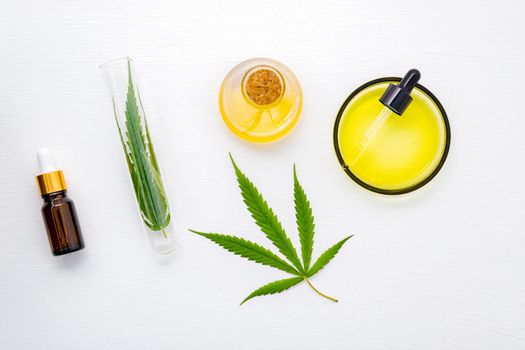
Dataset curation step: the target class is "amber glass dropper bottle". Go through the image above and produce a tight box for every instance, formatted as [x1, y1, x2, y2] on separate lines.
[35, 148, 85, 256]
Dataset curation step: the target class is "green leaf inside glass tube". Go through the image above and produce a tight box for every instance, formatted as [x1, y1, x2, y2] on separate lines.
[114, 61, 171, 237]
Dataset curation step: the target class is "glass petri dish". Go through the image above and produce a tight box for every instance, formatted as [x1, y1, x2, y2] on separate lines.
[219, 58, 302, 143]
[333, 78, 451, 194]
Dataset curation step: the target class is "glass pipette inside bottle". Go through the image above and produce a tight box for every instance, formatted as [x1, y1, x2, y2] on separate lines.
[346, 69, 421, 167]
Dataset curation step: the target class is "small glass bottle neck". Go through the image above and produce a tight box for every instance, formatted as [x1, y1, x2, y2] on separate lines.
[43, 190, 67, 202]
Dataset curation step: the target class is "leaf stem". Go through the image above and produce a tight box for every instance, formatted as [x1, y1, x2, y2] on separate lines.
[161, 228, 168, 239]
[304, 277, 338, 302]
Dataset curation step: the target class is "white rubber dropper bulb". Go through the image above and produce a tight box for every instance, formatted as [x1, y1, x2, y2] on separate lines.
[37, 148, 60, 174]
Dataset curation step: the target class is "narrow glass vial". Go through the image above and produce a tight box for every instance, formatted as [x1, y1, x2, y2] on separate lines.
[100, 57, 176, 255]
[36, 149, 85, 256]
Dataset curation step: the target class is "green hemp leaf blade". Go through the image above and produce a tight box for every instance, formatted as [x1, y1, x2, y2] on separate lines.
[229, 154, 304, 275]
[240, 277, 304, 305]
[121, 61, 170, 235]
[307, 236, 353, 277]
[190, 156, 353, 304]
[293, 165, 315, 272]
[189, 230, 300, 275]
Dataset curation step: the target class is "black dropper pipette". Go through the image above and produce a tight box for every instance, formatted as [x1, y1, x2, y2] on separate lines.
[379, 69, 421, 115]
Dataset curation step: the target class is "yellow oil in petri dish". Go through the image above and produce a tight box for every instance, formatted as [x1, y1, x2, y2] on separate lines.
[219, 58, 302, 143]
[334, 79, 450, 194]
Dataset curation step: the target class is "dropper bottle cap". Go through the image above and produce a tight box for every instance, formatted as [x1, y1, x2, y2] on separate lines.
[35, 148, 67, 196]
[379, 69, 421, 115]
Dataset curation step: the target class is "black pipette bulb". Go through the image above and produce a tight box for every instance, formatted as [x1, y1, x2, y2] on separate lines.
[379, 69, 421, 115]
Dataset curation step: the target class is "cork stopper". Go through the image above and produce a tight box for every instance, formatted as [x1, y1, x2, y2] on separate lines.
[245, 68, 283, 105]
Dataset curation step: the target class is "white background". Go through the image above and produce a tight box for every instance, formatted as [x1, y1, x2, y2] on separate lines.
[1, 0, 524, 349]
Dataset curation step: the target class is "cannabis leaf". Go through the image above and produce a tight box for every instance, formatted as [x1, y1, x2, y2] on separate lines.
[241, 277, 304, 305]
[307, 236, 352, 277]
[188, 231, 300, 275]
[115, 60, 170, 237]
[190, 155, 353, 304]
[230, 154, 304, 275]
[294, 165, 315, 271]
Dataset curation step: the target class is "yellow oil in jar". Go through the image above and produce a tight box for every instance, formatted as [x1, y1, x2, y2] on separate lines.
[335, 81, 449, 193]
[219, 58, 302, 143]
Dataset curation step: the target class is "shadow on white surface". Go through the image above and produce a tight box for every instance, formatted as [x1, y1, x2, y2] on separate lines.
[54, 249, 87, 269]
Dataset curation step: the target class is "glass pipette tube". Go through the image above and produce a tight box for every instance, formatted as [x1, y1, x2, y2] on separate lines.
[346, 106, 392, 167]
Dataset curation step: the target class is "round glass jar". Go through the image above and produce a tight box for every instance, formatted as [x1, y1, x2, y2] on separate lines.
[333, 78, 451, 194]
[219, 58, 302, 143]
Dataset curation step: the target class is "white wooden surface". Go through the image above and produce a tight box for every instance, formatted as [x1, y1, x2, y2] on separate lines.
[1, 1, 525, 349]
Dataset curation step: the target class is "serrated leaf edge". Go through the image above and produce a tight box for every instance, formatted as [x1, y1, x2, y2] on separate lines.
[189, 230, 300, 275]
[307, 235, 353, 277]
[229, 154, 305, 275]
[293, 164, 315, 272]
[240, 277, 304, 305]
